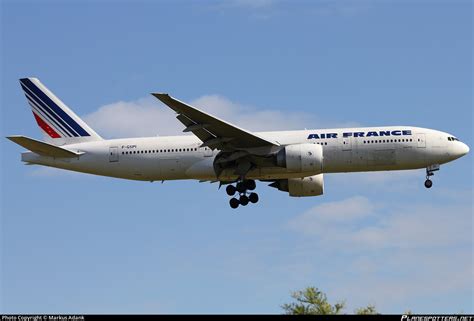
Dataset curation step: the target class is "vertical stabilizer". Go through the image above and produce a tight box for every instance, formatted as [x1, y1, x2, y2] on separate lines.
[19, 77, 102, 146]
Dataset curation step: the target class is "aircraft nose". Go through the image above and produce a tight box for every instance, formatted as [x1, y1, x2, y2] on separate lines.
[458, 142, 469, 157]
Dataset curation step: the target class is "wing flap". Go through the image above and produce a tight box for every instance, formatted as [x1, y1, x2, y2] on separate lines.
[176, 113, 215, 143]
[7, 135, 83, 158]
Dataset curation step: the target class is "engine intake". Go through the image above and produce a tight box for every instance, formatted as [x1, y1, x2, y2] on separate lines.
[276, 143, 323, 174]
[269, 174, 324, 197]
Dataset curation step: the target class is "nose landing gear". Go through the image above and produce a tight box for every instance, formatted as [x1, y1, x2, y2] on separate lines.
[424, 179, 433, 188]
[226, 179, 258, 209]
[424, 164, 440, 189]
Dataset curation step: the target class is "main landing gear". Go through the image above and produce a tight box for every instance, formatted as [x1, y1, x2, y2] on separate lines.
[424, 164, 440, 189]
[226, 180, 259, 209]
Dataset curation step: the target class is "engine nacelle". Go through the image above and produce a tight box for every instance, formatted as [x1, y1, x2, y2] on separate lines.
[276, 143, 323, 174]
[269, 174, 324, 197]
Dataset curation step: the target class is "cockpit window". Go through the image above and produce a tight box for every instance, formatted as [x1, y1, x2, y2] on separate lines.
[448, 136, 460, 142]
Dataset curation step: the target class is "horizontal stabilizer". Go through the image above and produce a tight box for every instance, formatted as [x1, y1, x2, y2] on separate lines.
[6, 135, 83, 158]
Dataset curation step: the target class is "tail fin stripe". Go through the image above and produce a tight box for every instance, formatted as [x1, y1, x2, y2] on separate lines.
[26, 99, 72, 138]
[21, 83, 79, 137]
[32, 112, 61, 138]
[20, 79, 90, 137]
[22, 87, 77, 137]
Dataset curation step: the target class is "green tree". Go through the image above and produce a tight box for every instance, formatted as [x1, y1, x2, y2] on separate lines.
[282, 286, 378, 315]
[355, 305, 378, 315]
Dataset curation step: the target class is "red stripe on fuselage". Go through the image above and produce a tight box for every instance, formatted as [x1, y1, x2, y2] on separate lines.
[32, 112, 61, 138]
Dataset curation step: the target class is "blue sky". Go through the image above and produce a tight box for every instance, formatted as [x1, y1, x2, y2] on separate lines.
[1, 0, 472, 314]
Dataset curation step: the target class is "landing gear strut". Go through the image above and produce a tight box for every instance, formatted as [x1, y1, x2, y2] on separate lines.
[226, 179, 258, 209]
[424, 164, 439, 189]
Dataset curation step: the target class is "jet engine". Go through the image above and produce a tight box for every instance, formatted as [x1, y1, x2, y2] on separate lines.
[269, 174, 324, 197]
[276, 143, 323, 174]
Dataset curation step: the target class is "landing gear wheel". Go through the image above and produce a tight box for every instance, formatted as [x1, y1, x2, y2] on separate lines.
[244, 180, 256, 191]
[236, 182, 246, 193]
[424, 179, 433, 189]
[249, 192, 259, 203]
[229, 198, 240, 209]
[239, 195, 249, 206]
[226, 185, 236, 196]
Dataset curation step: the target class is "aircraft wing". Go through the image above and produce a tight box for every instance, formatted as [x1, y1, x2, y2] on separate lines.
[152, 93, 279, 151]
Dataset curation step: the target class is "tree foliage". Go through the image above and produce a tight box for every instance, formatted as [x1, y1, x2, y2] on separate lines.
[282, 286, 378, 315]
[355, 305, 378, 315]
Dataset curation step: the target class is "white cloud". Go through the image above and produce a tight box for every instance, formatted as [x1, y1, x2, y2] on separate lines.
[288, 195, 471, 249]
[83, 94, 352, 139]
[288, 196, 376, 235]
[286, 193, 473, 312]
[83, 97, 179, 138]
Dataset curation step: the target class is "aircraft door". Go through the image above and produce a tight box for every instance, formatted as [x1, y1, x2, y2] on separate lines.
[416, 133, 426, 148]
[109, 146, 119, 162]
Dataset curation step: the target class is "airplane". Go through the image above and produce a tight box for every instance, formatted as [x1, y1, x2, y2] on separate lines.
[7, 78, 470, 209]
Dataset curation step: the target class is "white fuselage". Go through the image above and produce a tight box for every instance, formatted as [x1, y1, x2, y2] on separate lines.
[21, 126, 469, 182]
